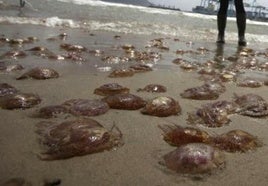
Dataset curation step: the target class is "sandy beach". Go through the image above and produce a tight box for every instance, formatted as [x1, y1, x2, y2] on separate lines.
[1, 23, 268, 186]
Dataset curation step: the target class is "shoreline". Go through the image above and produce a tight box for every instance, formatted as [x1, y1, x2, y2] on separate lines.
[1, 23, 268, 186]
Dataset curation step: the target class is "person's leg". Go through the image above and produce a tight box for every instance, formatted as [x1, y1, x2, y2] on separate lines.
[20, 0, 25, 7]
[217, 0, 229, 43]
[235, 0, 247, 46]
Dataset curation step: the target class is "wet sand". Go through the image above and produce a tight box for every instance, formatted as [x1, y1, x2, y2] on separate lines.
[1, 23, 268, 186]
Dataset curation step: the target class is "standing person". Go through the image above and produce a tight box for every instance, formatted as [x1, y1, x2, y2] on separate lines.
[217, 0, 247, 46]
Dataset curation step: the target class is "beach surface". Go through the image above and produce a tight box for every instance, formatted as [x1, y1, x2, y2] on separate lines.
[1, 23, 268, 186]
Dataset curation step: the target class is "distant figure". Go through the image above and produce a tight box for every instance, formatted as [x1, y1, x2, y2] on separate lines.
[217, 0, 247, 46]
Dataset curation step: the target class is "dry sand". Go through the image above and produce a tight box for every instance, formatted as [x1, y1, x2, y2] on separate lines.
[0, 24, 268, 186]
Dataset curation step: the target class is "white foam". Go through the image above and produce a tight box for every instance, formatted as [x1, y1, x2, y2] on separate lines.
[0, 16, 80, 28]
[182, 11, 217, 20]
[138, 7, 181, 15]
[247, 19, 268, 26]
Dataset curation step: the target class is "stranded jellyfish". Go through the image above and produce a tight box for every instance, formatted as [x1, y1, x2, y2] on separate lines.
[233, 93, 268, 117]
[141, 96, 181, 117]
[212, 130, 262, 152]
[0, 50, 27, 59]
[62, 99, 110, 116]
[60, 43, 87, 52]
[36, 105, 69, 119]
[159, 125, 262, 153]
[180, 81, 226, 100]
[94, 83, 130, 96]
[36, 118, 123, 160]
[137, 84, 167, 93]
[5, 64, 24, 72]
[102, 93, 146, 110]
[129, 64, 153, 73]
[158, 124, 211, 147]
[162, 143, 225, 174]
[26, 46, 59, 59]
[0, 93, 41, 109]
[16, 67, 59, 80]
[187, 100, 238, 127]
[236, 78, 263, 88]
[36, 99, 110, 118]
[108, 69, 135, 78]
[0, 83, 18, 97]
[0, 64, 24, 72]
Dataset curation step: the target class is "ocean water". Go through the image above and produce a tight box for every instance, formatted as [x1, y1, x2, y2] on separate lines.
[1, 0, 268, 45]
